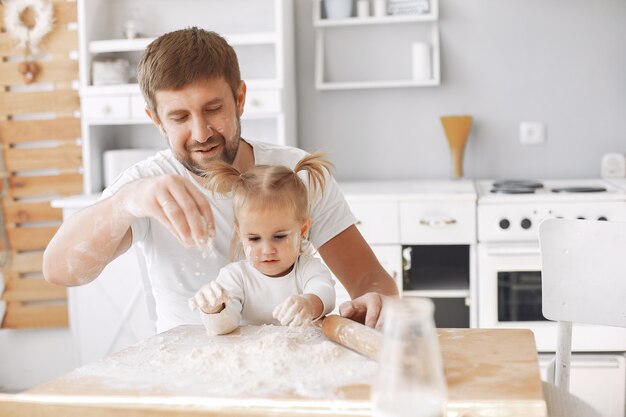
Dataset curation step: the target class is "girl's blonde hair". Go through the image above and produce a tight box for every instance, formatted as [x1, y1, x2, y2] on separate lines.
[204, 152, 333, 259]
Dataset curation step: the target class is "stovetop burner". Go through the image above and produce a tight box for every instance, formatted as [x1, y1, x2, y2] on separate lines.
[551, 186, 607, 193]
[492, 180, 544, 190]
[491, 179, 544, 194]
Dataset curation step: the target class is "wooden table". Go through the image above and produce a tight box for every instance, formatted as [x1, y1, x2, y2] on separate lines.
[0, 325, 547, 417]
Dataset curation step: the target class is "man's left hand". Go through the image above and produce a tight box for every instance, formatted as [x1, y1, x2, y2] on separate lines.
[339, 292, 388, 329]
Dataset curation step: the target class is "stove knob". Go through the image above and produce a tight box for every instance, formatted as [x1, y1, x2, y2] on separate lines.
[521, 218, 532, 229]
[598, 216, 608, 221]
[499, 219, 510, 230]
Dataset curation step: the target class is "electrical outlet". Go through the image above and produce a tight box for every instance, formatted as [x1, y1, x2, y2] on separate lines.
[519, 122, 546, 145]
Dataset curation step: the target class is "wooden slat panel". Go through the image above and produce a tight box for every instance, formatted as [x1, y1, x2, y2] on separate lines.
[0, 117, 80, 144]
[5, 250, 44, 273]
[0, 1, 77, 31]
[0, 59, 79, 85]
[3, 200, 62, 224]
[0, 90, 79, 116]
[7, 173, 83, 197]
[2, 278, 66, 302]
[5, 144, 82, 171]
[0, 27, 78, 57]
[7, 226, 58, 251]
[2, 302, 68, 328]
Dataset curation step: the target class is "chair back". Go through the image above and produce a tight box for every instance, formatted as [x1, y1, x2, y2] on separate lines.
[540, 218, 626, 328]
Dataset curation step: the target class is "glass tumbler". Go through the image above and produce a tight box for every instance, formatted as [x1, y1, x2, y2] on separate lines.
[372, 298, 447, 417]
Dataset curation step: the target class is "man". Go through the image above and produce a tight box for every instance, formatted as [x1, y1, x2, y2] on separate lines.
[43, 27, 397, 332]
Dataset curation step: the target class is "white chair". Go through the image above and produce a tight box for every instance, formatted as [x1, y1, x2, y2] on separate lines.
[539, 218, 626, 416]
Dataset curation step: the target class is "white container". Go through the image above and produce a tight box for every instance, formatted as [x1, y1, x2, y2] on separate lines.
[412, 42, 431, 81]
[92, 59, 130, 86]
[103, 149, 158, 187]
[601, 153, 626, 178]
[357, 0, 369, 17]
[324, 0, 353, 19]
[373, 0, 386, 17]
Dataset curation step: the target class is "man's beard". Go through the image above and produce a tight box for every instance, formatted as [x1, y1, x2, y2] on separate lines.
[164, 119, 241, 176]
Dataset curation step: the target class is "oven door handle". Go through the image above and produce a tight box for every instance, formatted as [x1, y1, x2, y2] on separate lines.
[484, 246, 541, 256]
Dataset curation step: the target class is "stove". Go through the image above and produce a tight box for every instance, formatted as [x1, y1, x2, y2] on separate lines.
[476, 178, 626, 352]
[476, 179, 626, 243]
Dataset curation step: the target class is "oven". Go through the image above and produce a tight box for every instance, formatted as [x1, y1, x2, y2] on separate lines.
[477, 240, 626, 352]
[476, 179, 626, 352]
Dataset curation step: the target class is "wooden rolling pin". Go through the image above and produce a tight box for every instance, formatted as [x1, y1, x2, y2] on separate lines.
[321, 314, 382, 360]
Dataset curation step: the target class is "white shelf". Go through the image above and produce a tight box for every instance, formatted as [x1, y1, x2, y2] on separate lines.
[89, 32, 277, 54]
[78, 0, 297, 193]
[313, 0, 440, 90]
[314, 13, 436, 27]
[317, 78, 438, 90]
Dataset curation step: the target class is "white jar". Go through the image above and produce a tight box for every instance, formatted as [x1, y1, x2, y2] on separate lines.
[373, 0, 386, 17]
[324, 0, 353, 19]
[357, 0, 369, 17]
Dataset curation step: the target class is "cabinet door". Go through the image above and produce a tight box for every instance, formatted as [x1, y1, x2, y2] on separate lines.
[539, 354, 626, 417]
[399, 201, 475, 244]
[68, 247, 156, 366]
[347, 199, 399, 244]
[332, 244, 402, 314]
[82, 96, 130, 121]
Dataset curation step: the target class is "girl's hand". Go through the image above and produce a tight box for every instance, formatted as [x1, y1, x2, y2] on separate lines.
[188, 281, 229, 314]
[272, 295, 318, 327]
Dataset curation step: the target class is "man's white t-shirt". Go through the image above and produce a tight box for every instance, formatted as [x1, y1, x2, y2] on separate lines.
[102, 140, 355, 332]
[202, 254, 335, 330]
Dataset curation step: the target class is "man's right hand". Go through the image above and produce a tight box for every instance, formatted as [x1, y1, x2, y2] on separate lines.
[119, 175, 215, 246]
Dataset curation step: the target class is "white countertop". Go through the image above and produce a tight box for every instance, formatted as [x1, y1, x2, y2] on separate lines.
[339, 179, 477, 201]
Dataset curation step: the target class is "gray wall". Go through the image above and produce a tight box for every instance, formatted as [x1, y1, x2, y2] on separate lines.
[295, 0, 626, 181]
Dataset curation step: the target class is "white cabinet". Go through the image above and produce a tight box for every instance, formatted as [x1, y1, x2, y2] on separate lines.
[77, 0, 296, 193]
[312, 0, 440, 90]
[539, 354, 626, 417]
[341, 180, 477, 327]
[52, 195, 156, 366]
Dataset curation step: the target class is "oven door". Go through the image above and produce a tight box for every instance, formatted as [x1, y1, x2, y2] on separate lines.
[477, 242, 626, 352]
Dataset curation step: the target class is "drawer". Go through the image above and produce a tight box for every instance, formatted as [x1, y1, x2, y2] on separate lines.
[399, 201, 475, 244]
[130, 95, 150, 122]
[245, 89, 280, 114]
[82, 96, 130, 120]
[347, 200, 399, 244]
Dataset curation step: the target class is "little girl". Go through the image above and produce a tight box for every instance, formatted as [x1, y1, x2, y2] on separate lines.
[188, 153, 336, 335]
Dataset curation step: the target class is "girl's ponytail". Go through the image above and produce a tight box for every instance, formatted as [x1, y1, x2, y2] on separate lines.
[294, 152, 333, 196]
[203, 161, 243, 195]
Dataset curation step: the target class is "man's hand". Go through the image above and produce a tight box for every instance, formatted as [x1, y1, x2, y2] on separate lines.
[272, 295, 319, 327]
[188, 281, 229, 314]
[339, 292, 388, 329]
[119, 175, 215, 247]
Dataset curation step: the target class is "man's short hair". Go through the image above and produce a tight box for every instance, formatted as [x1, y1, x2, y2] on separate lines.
[137, 27, 241, 118]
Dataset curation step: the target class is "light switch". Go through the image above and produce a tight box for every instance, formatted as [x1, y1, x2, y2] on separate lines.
[519, 122, 546, 145]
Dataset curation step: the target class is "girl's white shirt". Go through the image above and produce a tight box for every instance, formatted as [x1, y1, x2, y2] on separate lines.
[200, 254, 335, 334]
[101, 140, 355, 332]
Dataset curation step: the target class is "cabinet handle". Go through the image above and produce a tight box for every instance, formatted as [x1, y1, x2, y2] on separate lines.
[419, 218, 457, 228]
[355, 220, 363, 226]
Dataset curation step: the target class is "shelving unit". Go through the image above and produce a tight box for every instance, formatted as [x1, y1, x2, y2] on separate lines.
[77, 0, 296, 193]
[312, 0, 440, 90]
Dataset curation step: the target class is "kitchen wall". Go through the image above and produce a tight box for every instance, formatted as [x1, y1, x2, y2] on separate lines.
[295, 0, 626, 180]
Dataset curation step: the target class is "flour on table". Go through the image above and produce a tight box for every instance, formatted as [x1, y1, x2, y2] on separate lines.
[70, 325, 377, 399]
